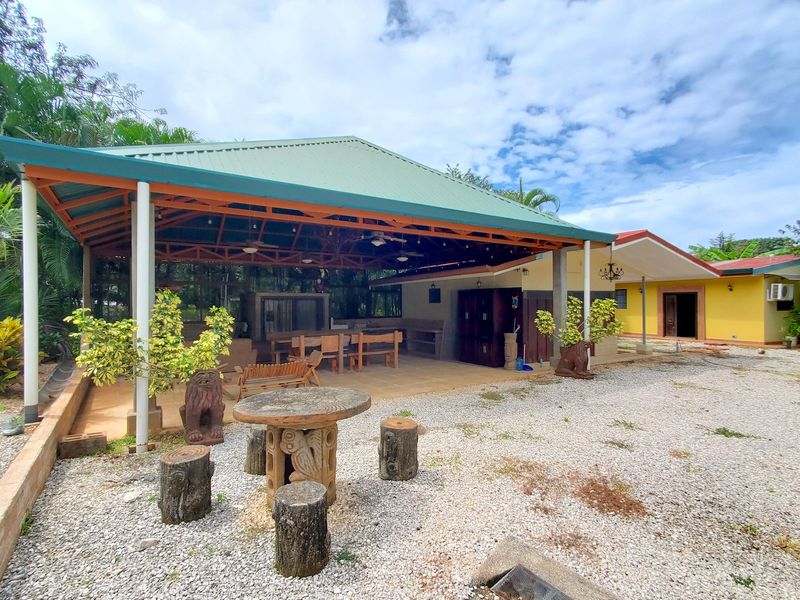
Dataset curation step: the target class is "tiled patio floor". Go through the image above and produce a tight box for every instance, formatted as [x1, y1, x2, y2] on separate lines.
[70, 353, 641, 440]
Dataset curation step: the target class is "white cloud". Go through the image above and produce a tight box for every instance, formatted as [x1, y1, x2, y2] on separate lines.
[21, 0, 800, 247]
[562, 144, 800, 249]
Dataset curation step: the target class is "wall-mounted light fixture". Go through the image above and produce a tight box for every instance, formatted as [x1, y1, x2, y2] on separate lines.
[301, 258, 313, 264]
[430, 282, 437, 289]
[522, 268, 529, 276]
[727, 283, 734, 292]
[476, 280, 482, 288]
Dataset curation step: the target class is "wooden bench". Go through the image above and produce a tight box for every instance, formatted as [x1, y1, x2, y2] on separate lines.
[235, 360, 313, 400]
[352, 330, 402, 371]
[292, 334, 351, 374]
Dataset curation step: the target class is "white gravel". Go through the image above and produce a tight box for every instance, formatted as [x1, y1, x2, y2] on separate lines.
[1, 347, 798, 600]
[0, 428, 28, 479]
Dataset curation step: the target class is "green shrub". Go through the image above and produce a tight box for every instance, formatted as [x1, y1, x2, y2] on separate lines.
[0, 316, 23, 391]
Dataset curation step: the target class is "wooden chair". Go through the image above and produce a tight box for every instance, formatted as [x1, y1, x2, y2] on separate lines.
[292, 334, 351, 373]
[353, 330, 402, 371]
[234, 360, 313, 400]
[288, 349, 323, 386]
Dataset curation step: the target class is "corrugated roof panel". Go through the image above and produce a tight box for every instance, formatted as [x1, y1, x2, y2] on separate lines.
[96, 137, 578, 231]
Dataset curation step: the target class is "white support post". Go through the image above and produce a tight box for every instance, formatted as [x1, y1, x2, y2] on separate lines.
[583, 240, 591, 368]
[641, 276, 647, 346]
[21, 175, 39, 424]
[135, 182, 152, 453]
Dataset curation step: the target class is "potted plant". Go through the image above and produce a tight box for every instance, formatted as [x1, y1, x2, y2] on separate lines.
[783, 307, 800, 348]
[66, 290, 234, 445]
[534, 296, 623, 379]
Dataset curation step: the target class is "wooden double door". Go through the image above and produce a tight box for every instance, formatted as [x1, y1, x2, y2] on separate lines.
[458, 288, 522, 367]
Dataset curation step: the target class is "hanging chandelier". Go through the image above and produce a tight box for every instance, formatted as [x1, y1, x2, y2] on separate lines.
[599, 247, 624, 281]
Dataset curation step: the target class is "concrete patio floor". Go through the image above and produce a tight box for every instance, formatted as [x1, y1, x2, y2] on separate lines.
[70, 352, 641, 440]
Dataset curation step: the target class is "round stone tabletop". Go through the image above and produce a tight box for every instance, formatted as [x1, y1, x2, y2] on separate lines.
[233, 387, 371, 428]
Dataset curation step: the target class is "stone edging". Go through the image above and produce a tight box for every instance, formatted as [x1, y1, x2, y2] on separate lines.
[0, 369, 89, 578]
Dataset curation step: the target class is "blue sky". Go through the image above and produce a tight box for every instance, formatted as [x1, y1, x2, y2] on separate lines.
[25, 0, 800, 249]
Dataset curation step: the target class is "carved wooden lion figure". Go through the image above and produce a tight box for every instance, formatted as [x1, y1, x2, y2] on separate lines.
[554, 340, 594, 380]
[180, 369, 225, 445]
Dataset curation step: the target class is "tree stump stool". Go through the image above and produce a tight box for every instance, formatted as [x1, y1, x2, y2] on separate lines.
[244, 428, 267, 475]
[158, 445, 214, 524]
[273, 481, 330, 577]
[379, 417, 418, 481]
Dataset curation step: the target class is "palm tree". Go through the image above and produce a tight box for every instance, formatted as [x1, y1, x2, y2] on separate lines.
[501, 178, 560, 212]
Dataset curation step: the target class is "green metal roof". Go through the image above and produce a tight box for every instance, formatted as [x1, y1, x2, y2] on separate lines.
[0, 135, 614, 243]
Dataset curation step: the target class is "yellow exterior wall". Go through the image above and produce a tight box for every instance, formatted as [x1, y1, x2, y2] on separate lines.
[615, 276, 769, 343]
[763, 275, 800, 342]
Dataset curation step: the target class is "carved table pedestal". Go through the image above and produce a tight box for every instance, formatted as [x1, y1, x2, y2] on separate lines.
[233, 387, 371, 506]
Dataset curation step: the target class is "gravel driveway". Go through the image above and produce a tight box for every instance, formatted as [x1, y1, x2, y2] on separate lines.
[1, 348, 798, 600]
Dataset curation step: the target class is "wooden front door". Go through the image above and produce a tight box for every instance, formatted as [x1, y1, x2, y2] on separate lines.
[523, 292, 553, 364]
[664, 293, 678, 337]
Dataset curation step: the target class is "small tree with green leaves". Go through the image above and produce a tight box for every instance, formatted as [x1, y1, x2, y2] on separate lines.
[65, 289, 233, 396]
[534, 296, 623, 347]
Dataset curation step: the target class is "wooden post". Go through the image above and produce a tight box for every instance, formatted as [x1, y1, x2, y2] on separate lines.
[158, 445, 214, 524]
[379, 417, 418, 481]
[272, 481, 330, 577]
[244, 428, 266, 475]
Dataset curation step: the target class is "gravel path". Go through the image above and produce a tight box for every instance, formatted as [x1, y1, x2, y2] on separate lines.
[1, 348, 798, 600]
[0, 428, 28, 479]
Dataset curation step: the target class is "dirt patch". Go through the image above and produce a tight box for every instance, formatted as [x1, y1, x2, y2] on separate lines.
[669, 449, 693, 459]
[497, 457, 578, 503]
[574, 476, 647, 518]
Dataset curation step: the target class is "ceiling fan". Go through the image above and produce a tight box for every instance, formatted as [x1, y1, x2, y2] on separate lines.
[395, 249, 424, 262]
[242, 237, 279, 254]
[363, 231, 407, 246]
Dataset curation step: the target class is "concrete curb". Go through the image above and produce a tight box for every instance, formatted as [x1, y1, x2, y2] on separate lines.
[0, 369, 89, 578]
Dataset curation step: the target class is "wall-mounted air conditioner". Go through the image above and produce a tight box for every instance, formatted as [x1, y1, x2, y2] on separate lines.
[767, 283, 794, 301]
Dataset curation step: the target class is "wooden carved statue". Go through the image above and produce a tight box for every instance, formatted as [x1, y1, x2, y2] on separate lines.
[554, 340, 594, 380]
[180, 369, 225, 445]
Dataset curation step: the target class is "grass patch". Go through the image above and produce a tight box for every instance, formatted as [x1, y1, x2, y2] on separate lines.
[496, 431, 515, 441]
[147, 493, 159, 503]
[530, 378, 562, 385]
[216, 492, 228, 504]
[669, 449, 693, 459]
[603, 439, 632, 450]
[730, 574, 755, 589]
[335, 548, 358, 562]
[711, 427, 754, 439]
[479, 391, 504, 402]
[150, 431, 187, 449]
[740, 523, 759, 536]
[107, 435, 136, 455]
[0, 401, 7, 412]
[456, 422, 484, 439]
[427, 454, 461, 469]
[168, 570, 180, 581]
[611, 419, 641, 431]
[19, 513, 34, 536]
[394, 410, 414, 417]
[773, 534, 800, 560]
[562, 416, 569, 423]
[672, 381, 719, 392]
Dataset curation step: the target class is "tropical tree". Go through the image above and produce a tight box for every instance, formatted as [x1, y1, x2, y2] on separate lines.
[445, 163, 494, 191]
[500, 178, 560, 212]
[689, 231, 795, 261]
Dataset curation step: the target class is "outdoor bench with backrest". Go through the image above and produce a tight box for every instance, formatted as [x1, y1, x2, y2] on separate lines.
[234, 359, 315, 400]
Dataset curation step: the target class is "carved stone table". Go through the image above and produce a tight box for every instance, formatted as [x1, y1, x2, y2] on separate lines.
[233, 387, 370, 506]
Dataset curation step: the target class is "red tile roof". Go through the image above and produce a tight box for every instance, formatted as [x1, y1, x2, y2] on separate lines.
[710, 255, 800, 271]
